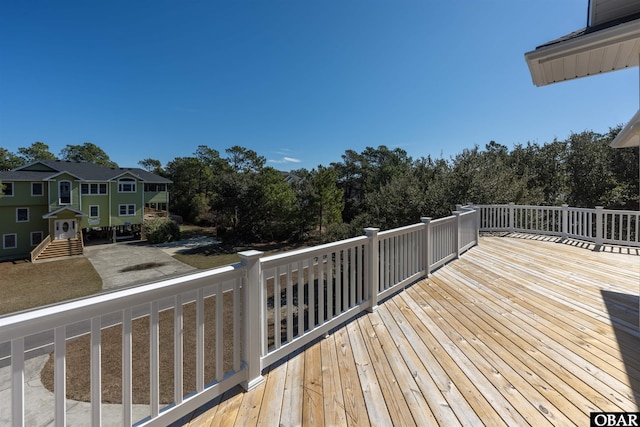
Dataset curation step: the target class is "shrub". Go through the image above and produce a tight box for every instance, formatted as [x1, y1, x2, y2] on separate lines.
[144, 218, 181, 244]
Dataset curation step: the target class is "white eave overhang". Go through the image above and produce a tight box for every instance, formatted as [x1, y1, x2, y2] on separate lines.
[525, 17, 640, 87]
[611, 109, 640, 147]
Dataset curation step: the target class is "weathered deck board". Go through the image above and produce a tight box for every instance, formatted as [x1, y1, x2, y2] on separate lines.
[183, 235, 640, 426]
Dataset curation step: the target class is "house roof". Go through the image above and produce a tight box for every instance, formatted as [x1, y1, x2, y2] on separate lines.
[0, 160, 172, 183]
[525, 0, 640, 87]
[42, 206, 87, 218]
[610, 109, 640, 148]
[525, 0, 640, 148]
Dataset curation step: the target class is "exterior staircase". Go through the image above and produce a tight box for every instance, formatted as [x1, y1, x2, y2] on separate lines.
[34, 238, 83, 262]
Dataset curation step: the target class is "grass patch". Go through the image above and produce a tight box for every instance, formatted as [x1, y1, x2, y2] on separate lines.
[173, 252, 240, 269]
[0, 258, 102, 316]
[179, 224, 217, 240]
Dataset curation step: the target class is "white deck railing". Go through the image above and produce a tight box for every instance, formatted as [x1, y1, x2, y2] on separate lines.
[0, 209, 480, 426]
[476, 203, 640, 247]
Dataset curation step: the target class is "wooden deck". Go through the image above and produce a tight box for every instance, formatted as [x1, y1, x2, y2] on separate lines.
[181, 235, 640, 426]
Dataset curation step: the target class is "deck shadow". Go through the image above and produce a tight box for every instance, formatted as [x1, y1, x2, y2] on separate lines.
[601, 290, 640, 408]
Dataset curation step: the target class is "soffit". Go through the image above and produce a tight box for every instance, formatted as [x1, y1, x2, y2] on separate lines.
[610, 109, 640, 147]
[525, 15, 640, 86]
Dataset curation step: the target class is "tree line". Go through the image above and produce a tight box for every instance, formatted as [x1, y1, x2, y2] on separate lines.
[2, 127, 638, 244]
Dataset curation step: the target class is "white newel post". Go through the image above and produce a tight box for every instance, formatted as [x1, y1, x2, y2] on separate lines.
[561, 204, 569, 240]
[509, 202, 515, 232]
[453, 211, 461, 259]
[594, 206, 604, 250]
[364, 228, 380, 312]
[421, 217, 432, 277]
[11, 338, 24, 427]
[239, 250, 265, 391]
[474, 208, 480, 244]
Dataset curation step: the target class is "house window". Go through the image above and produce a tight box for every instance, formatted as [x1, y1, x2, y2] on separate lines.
[16, 208, 29, 222]
[59, 181, 71, 204]
[89, 205, 99, 217]
[32, 182, 43, 196]
[118, 178, 136, 193]
[31, 231, 43, 246]
[144, 183, 167, 192]
[1, 182, 13, 196]
[119, 204, 136, 216]
[81, 183, 107, 195]
[3, 234, 17, 249]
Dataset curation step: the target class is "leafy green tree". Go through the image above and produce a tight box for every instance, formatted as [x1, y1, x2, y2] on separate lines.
[365, 169, 424, 230]
[310, 166, 344, 237]
[605, 126, 639, 210]
[225, 146, 265, 173]
[450, 142, 531, 205]
[59, 142, 118, 167]
[17, 142, 56, 163]
[331, 149, 365, 223]
[413, 155, 454, 219]
[511, 140, 565, 205]
[565, 131, 616, 208]
[0, 148, 24, 171]
[332, 146, 413, 223]
[254, 167, 298, 240]
[138, 158, 164, 174]
[165, 156, 214, 222]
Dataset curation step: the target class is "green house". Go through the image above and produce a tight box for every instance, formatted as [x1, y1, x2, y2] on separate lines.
[0, 160, 171, 261]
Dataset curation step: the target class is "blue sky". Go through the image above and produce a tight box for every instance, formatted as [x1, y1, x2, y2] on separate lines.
[1, 0, 638, 171]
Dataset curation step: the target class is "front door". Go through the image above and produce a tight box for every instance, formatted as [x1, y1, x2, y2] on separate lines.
[54, 219, 76, 240]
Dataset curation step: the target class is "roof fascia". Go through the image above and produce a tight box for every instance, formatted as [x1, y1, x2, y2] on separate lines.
[42, 207, 87, 219]
[43, 170, 85, 181]
[525, 18, 640, 86]
[13, 160, 60, 172]
[611, 109, 640, 148]
[111, 170, 146, 181]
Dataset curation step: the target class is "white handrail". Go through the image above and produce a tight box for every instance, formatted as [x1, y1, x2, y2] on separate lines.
[476, 203, 640, 248]
[1, 207, 481, 426]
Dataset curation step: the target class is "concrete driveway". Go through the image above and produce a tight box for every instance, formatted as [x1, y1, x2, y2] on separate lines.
[84, 241, 198, 289]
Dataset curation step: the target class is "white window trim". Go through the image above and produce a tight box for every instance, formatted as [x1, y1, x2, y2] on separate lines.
[89, 205, 100, 218]
[83, 183, 109, 195]
[16, 207, 29, 223]
[118, 178, 137, 193]
[3, 234, 17, 249]
[30, 231, 43, 247]
[59, 180, 72, 205]
[31, 182, 44, 196]
[2, 182, 14, 197]
[118, 204, 136, 216]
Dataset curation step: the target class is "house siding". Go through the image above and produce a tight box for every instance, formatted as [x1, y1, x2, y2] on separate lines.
[0, 181, 49, 258]
[80, 194, 110, 228]
[109, 175, 144, 226]
[0, 161, 170, 259]
[48, 174, 81, 212]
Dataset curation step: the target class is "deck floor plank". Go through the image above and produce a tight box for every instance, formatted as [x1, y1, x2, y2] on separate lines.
[184, 235, 640, 426]
[413, 276, 580, 425]
[435, 268, 633, 413]
[333, 326, 369, 426]
[424, 274, 603, 418]
[346, 319, 393, 426]
[279, 351, 305, 427]
[320, 333, 349, 427]
[302, 337, 324, 426]
[367, 310, 437, 426]
[356, 315, 416, 427]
